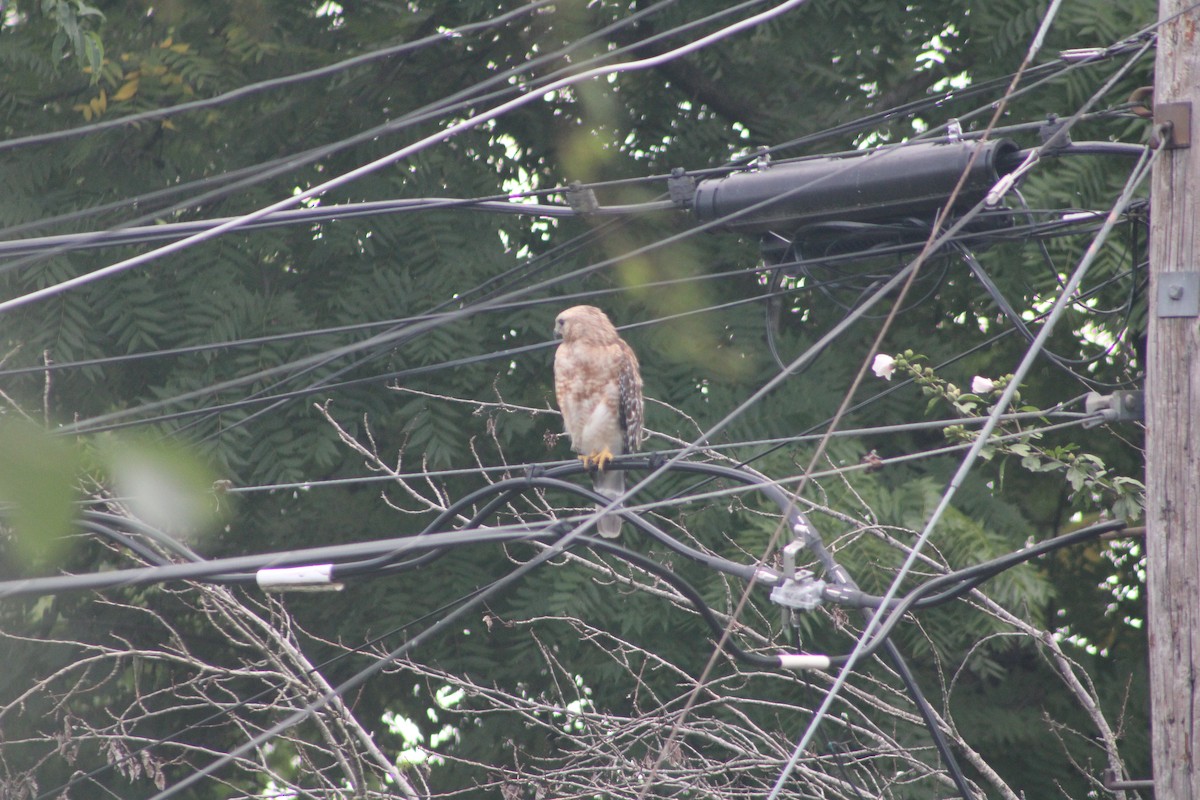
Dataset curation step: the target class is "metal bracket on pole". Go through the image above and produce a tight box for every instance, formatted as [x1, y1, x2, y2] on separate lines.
[1156, 271, 1200, 317]
[1153, 101, 1192, 149]
[1103, 769, 1154, 792]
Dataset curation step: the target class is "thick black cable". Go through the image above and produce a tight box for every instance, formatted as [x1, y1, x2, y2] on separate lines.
[53, 459, 1125, 799]
[140, 492, 671, 797]
[0, 139, 1145, 259]
[0, 458, 798, 599]
[327, 460, 780, 584]
[879, 637, 976, 798]
[78, 519, 173, 567]
[0, 196, 675, 258]
[81, 510, 205, 562]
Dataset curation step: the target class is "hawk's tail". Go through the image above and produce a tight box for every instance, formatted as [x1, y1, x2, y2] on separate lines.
[592, 468, 624, 538]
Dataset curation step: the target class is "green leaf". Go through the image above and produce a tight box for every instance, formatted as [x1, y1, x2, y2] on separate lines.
[0, 420, 78, 565]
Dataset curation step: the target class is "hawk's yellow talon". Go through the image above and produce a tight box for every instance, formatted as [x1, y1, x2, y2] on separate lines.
[591, 447, 614, 472]
[577, 448, 615, 472]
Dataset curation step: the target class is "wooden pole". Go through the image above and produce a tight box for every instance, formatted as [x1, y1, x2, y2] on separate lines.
[1148, 2, 1200, 797]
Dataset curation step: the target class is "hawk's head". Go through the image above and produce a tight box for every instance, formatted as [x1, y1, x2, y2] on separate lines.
[554, 305, 617, 343]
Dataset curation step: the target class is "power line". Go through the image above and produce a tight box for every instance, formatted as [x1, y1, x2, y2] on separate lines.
[52, 159, 1145, 436]
[26, 408, 1114, 800]
[195, 405, 1089, 497]
[643, 11, 1154, 795]
[0, 0, 733, 282]
[0, 0, 797, 309]
[0, 203, 1121, 386]
[0, 142, 1142, 260]
[767, 100, 1161, 800]
[2, 7, 1152, 800]
[4, 29, 1147, 443]
[0, 1, 559, 155]
[0, 195, 673, 258]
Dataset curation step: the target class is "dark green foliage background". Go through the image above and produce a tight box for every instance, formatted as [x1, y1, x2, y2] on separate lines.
[0, 0, 1153, 797]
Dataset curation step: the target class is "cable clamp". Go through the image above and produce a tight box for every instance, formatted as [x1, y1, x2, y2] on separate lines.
[791, 519, 814, 540]
[256, 564, 344, 592]
[985, 172, 1018, 208]
[946, 118, 962, 143]
[1059, 47, 1107, 63]
[1083, 390, 1143, 427]
[770, 539, 825, 619]
[752, 146, 772, 170]
[667, 167, 696, 208]
[566, 181, 599, 214]
[1038, 114, 1072, 152]
[770, 570, 826, 612]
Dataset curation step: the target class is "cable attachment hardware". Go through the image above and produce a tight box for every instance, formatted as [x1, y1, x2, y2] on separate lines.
[566, 181, 599, 214]
[946, 118, 962, 143]
[1152, 102, 1191, 150]
[1059, 47, 1107, 63]
[770, 540, 826, 631]
[1039, 113, 1072, 152]
[257, 565, 344, 593]
[667, 167, 696, 208]
[1083, 390, 1144, 428]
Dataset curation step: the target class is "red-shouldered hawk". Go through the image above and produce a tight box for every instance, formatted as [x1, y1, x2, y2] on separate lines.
[553, 305, 644, 538]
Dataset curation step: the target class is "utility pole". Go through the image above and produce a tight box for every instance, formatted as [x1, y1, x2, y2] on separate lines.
[1148, 1, 1200, 797]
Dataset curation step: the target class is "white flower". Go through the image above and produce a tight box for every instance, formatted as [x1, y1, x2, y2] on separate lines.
[971, 375, 996, 394]
[872, 353, 896, 381]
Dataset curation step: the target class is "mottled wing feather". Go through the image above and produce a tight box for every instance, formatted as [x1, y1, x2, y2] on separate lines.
[617, 340, 643, 455]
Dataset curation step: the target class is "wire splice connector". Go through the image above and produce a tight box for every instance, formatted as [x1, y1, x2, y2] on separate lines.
[257, 564, 344, 592]
[668, 167, 696, 208]
[770, 538, 826, 631]
[1083, 390, 1144, 427]
[769, 568, 826, 611]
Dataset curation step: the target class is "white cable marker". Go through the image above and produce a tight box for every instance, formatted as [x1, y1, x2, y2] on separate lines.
[256, 564, 343, 592]
[777, 654, 832, 671]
